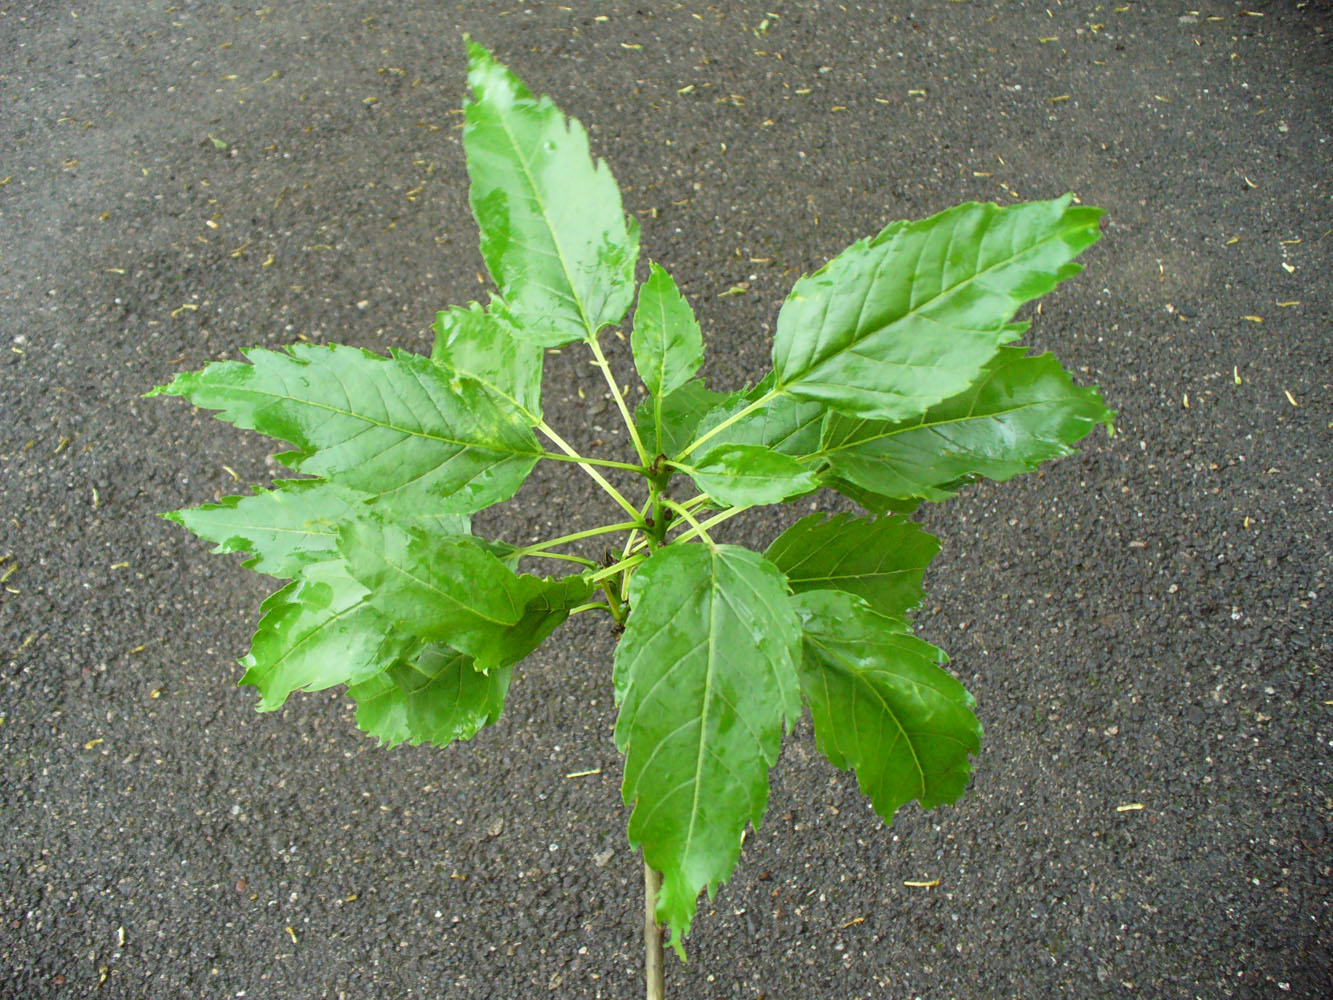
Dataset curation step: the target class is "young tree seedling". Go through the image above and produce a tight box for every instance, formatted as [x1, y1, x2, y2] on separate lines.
[151, 40, 1113, 998]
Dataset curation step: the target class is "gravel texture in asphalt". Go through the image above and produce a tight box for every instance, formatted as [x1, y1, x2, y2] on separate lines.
[1, 2, 1329, 998]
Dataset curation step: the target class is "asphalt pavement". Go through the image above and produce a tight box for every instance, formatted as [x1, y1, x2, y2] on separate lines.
[1, 2, 1329, 998]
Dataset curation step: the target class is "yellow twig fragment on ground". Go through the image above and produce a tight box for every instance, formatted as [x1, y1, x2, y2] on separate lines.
[1116, 803, 1145, 812]
[904, 878, 940, 888]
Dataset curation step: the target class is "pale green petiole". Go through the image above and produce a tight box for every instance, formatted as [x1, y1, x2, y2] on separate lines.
[661, 497, 715, 550]
[586, 331, 651, 466]
[674, 385, 783, 461]
[514, 520, 643, 559]
[536, 420, 642, 519]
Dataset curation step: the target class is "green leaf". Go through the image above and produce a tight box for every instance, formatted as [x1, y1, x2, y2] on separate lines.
[819, 347, 1114, 502]
[819, 475, 923, 516]
[348, 644, 513, 749]
[431, 301, 544, 420]
[337, 512, 542, 670]
[793, 590, 981, 823]
[149, 343, 541, 515]
[164, 480, 365, 578]
[765, 512, 939, 620]
[688, 372, 826, 459]
[631, 262, 704, 399]
[613, 544, 801, 957]
[635, 379, 740, 459]
[771, 197, 1103, 421]
[463, 41, 639, 346]
[678, 444, 818, 507]
[240, 559, 419, 711]
[485, 571, 595, 669]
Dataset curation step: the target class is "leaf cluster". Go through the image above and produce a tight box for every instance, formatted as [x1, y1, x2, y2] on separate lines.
[151, 40, 1113, 956]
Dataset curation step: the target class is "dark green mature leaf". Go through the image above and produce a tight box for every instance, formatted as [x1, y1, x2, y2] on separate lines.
[765, 512, 939, 620]
[820, 347, 1114, 502]
[793, 590, 981, 823]
[632, 262, 704, 399]
[819, 475, 923, 516]
[348, 644, 512, 748]
[432, 302, 544, 420]
[635, 379, 740, 459]
[240, 559, 419, 711]
[613, 543, 801, 956]
[463, 41, 639, 346]
[679, 444, 818, 507]
[485, 570, 595, 669]
[149, 344, 541, 515]
[337, 512, 540, 670]
[164, 480, 364, 579]
[770, 197, 1103, 421]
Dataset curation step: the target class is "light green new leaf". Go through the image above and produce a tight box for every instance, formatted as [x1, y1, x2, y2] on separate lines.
[632, 262, 704, 399]
[463, 41, 639, 346]
[613, 544, 801, 957]
[820, 347, 1114, 502]
[765, 512, 939, 620]
[635, 379, 740, 459]
[164, 479, 365, 579]
[240, 559, 419, 711]
[771, 197, 1103, 421]
[348, 644, 513, 749]
[679, 444, 818, 507]
[793, 590, 981, 823]
[148, 343, 541, 515]
[337, 512, 541, 670]
[431, 301, 544, 420]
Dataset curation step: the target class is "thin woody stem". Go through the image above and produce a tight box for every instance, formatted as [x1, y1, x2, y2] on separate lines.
[644, 861, 665, 1000]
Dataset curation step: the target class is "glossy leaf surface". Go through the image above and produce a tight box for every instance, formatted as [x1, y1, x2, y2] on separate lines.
[632, 262, 704, 399]
[149, 344, 541, 515]
[820, 347, 1113, 502]
[613, 544, 801, 955]
[431, 302, 544, 420]
[793, 590, 981, 823]
[771, 197, 1103, 421]
[680, 444, 818, 508]
[463, 41, 638, 346]
[337, 512, 540, 669]
[240, 559, 418, 711]
[348, 644, 513, 748]
[765, 512, 939, 620]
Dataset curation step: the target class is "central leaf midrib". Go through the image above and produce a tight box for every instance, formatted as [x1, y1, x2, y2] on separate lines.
[379, 547, 520, 628]
[808, 632, 927, 796]
[817, 395, 1066, 460]
[781, 223, 1084, 389]
[494, 107, 598, 339]
[682, 564, 720, 866]
[219, 381, 535, 457]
